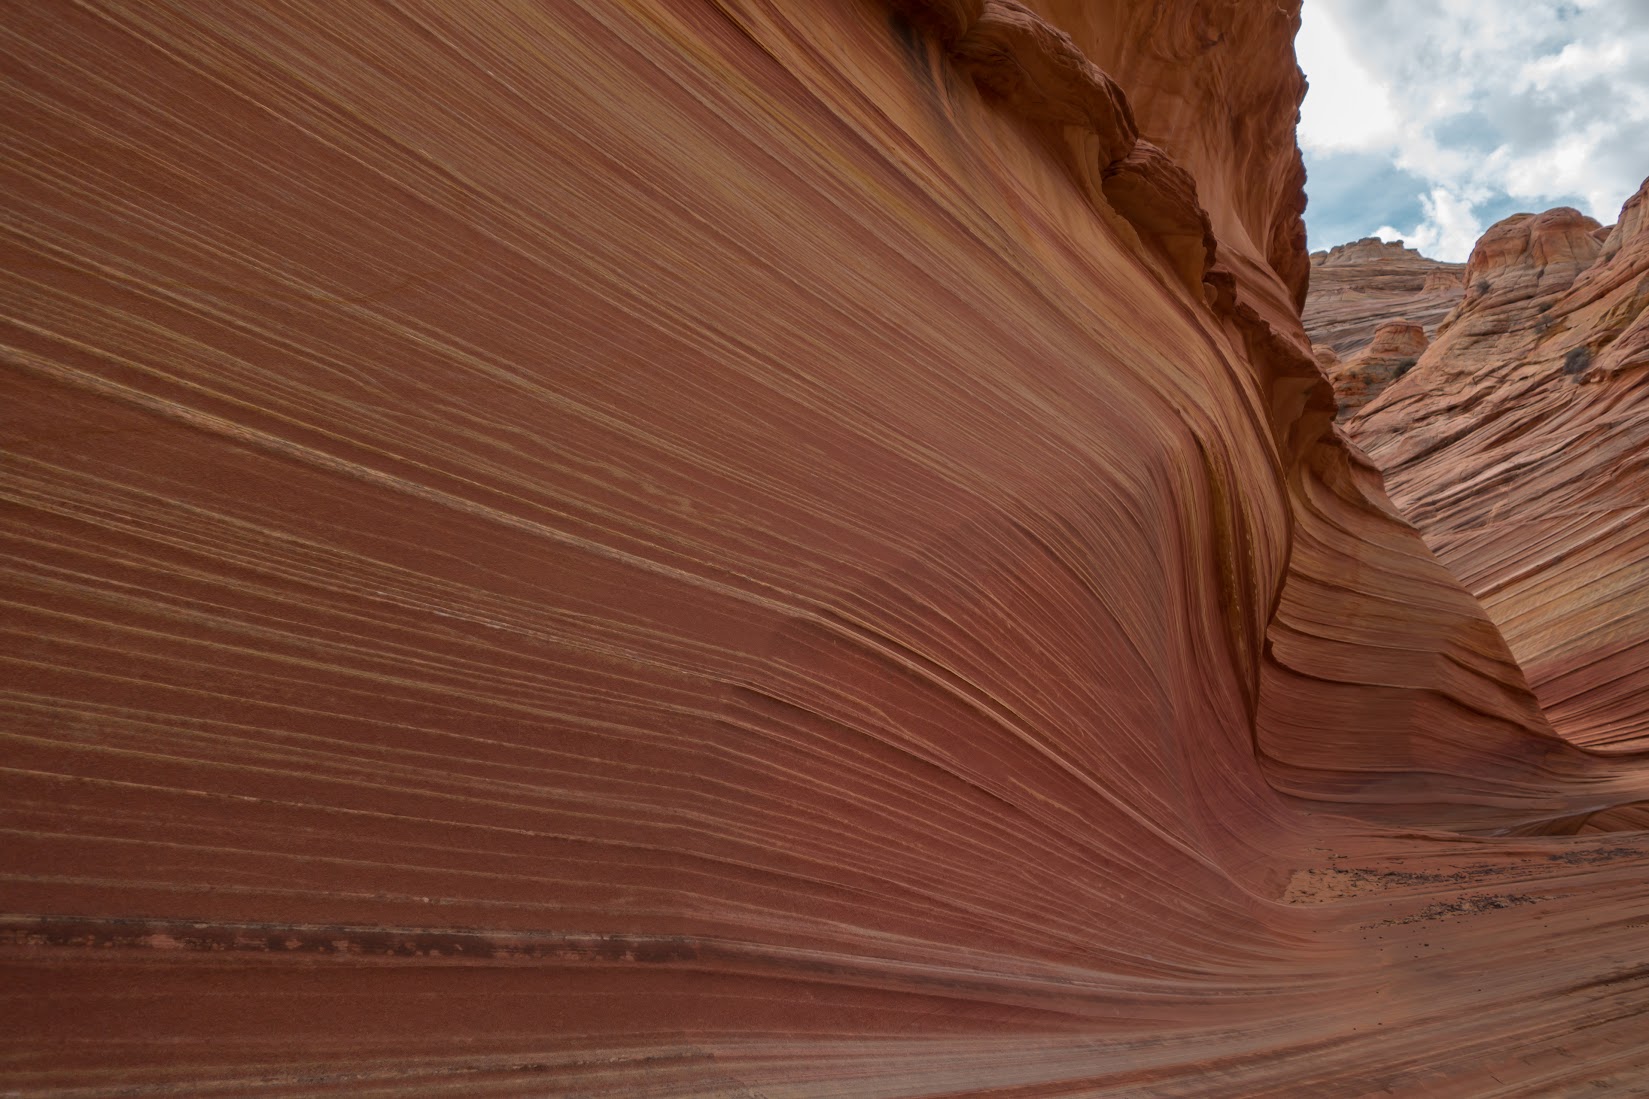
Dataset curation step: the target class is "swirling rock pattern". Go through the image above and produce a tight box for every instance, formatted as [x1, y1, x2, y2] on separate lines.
[1353, 187, 1649, 756]
[4, 2, 1649, 1095]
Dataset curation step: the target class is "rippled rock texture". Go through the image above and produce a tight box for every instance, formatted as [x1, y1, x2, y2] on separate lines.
[1307, 238, 1466, 355]
[1322, 319, 1429, 418]
[1352, 187, 1649, 756]
[1304, 238, 1465, 417]
[5, 3, 1649, 1095]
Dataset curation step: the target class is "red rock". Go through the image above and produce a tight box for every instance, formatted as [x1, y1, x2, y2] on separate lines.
[1599, 180, 1649, 265]
[1422, 267, 1465, 294]
[1305, 237, 1466, 358]
[1354, 180, 1649, 755]
[4, 3, 1649, 1096]
[1303, 239, 1465, 416]
[1318, 236, 1422, 266]
[1365, 319, 1429, 357]
[1326, 319, 1429, 416]
[889, 0, 984, 45]
[953, 1, 1137, 164]
[1100, 139, 1217, 290]
[1460, 207, 1603, 307]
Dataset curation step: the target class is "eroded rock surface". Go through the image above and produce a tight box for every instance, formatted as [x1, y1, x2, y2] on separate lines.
[1325, 319, 1428, 417]
[1306, 237, 1466, 356]
[4, 3, 1649, 1096]
[1352, 183, 1649, 756]
[1303, 238, 1467, 417]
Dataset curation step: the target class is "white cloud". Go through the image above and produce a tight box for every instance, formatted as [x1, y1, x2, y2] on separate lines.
[1497, 125, 1616, 213]
[1300, 0, 1649, 260]
[1296, 5, 1398, 153]
[1375, 188, 1487, 261]
[1517, 40, 1628, 92]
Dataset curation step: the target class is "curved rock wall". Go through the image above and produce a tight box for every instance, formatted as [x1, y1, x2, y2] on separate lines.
[5, 2, 1649, 1095]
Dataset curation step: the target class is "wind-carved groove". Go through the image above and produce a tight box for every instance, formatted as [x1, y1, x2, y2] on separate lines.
[890, 1, 1219, 299]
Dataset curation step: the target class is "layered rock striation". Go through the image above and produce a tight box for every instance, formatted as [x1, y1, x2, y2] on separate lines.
[1350, 187, 1649, 756]
[1322, 319, 1429, 417]
[1304, 238, 1466, 416]
[1307, 237, 1466, 355]
[4, 2, 1649, 1096]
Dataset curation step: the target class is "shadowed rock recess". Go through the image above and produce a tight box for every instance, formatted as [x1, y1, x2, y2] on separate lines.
[3, 2, 1648, 1095]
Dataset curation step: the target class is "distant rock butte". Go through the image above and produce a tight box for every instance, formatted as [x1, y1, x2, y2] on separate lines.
[5, 3, 1649, 1096]
[1305, 237, 1467, 365]
[1303, 237, 1466, 416]
[1366, 320, 1430, 356]
[1423, 267, 1466, 293]
[1314, 236, 1428, 267]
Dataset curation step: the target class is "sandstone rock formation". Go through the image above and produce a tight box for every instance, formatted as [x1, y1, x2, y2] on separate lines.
[4, 2, 1649, 1096]
[1306, 237, 1466, 356]
[1303, 238, 1467, 417]
[1352, 187, 1649, 759]
[1326, 318, 1429, 417]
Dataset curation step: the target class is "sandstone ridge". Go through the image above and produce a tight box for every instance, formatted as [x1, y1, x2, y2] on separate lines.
[1325, 319, 1429, 417]
[1351, 178, 1649, 759]
[6, 3, 1649, 1096]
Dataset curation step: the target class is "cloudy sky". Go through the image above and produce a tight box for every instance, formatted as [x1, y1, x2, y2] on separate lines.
[1296, 0, 1649, 260]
